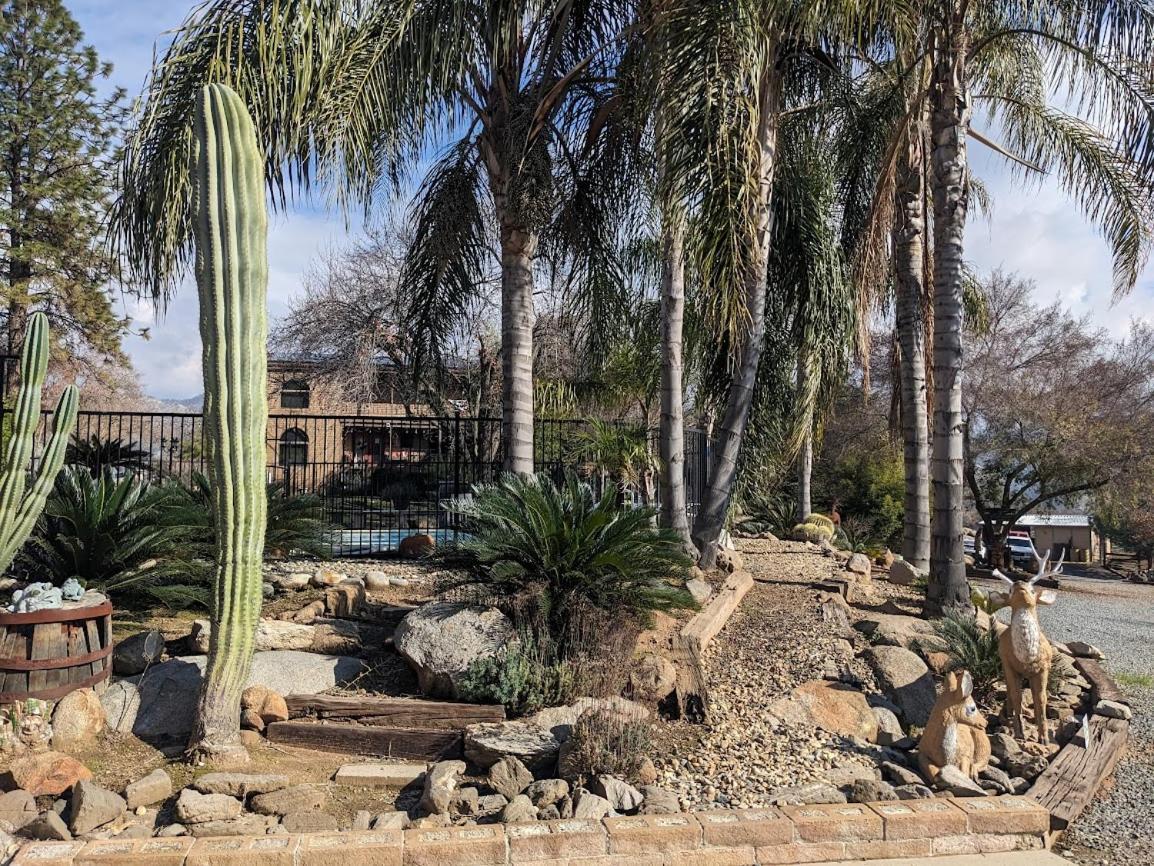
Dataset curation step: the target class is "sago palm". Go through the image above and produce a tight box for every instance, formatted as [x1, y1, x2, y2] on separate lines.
[112, 0, 630, 475]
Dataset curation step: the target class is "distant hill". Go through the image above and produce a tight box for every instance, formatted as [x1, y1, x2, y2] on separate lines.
[141, 394, 204, 413]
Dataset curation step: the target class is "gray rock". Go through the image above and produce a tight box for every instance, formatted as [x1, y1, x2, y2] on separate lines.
[364, 571, 392, 592]
[394, 602, 514, 699]
[686, 578, 712, 605]
[1095, 699, 1132, 720]
[419, 761, 465, 816]
[978, 765, 1015, 794]
[638, 786, 680, 814]
[451, 787, 479, 816]
[935, 765, 988, 797]
[174, 789, 243, 824]
[475, 794, 509, 817]
[850, 779, 898, 803]
[249, 785, 328, 817]
[262, 582, 275, 599]
[192, 773, 289, 798]
[591, 776, 643, 813]
[371, 812, 411, 830]
[768, 783, 846, 805]
[871, 706, 912, 748]
[0, 790, 36, 830]
[571, 789, 614, 820]
[1065, 641, 1104, 659]
[100, 681, 142, 734]
[124, 652, 365, 741]
[887, 559, 922, 586]
[846, 553, 872, 577]
[467, 722, 561, 775]
[499, 794, 538, 824]
[525, 779, 568, 808]
[125, 769, 172, 810]
[988, 732, 1021, 761]
[863, 645, 937, 726]
[115, 823, 154, 840]
[113, 630, 166, 676]
[20, 811, 71, 841]
[894, 784, 934, 800]
[69, 781, 126, 834]
[281, 811, 338, 833]
[1004, 752, 1050, 782]
[351, 810, 372, 831]
[274, 573, 311, 592]
[156, 824, 188, 837]
[537, 804, 560, 821]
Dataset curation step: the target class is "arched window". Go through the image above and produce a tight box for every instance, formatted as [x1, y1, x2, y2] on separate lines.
[279, 428, 309, 466]
[280, 379, 310, 409]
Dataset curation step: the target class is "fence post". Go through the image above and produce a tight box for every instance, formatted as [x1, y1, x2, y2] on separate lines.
[453, 411, 462, 539]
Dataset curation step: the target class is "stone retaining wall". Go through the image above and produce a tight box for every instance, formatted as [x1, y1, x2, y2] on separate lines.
[11, 795, 1050, 865]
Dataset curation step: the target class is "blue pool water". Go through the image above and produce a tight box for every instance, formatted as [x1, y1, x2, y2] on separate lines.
[330, 528, 464, 556]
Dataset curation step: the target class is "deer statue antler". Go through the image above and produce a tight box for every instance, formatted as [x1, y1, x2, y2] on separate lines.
[1027, 542, 1064, 586]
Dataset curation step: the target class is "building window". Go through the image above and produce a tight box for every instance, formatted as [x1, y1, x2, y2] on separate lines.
[279, 428, 309, 466]
[280, 379, 310, 409]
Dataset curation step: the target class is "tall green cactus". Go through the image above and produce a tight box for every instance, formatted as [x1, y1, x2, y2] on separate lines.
[187, 84, 269, 764]
[0, 313, 79, 574]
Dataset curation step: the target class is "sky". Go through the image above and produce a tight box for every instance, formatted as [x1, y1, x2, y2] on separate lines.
[69, 0, 1154, 400]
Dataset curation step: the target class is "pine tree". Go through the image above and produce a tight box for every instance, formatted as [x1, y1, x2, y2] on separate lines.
[0, 0, 127, 376]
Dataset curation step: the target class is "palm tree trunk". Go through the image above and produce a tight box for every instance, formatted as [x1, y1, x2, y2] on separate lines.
[796, 355, 813, 522]
[692, 69, 781, 568]
[659, 217, 694, 551]
[894, 123, 931, 572]
[926, 11, 973, 616]
[499, 224, 536, 476]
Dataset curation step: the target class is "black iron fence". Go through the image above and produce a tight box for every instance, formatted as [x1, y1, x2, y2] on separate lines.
[0, 394, 709, 555]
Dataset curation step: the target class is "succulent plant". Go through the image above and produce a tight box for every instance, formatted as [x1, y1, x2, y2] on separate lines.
[186, 83, 269, 762]
[0, 312, 79, 575]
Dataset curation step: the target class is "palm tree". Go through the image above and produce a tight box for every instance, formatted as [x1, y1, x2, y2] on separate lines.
[112, 0, 630, 476]
[843, 2, 1154, 609]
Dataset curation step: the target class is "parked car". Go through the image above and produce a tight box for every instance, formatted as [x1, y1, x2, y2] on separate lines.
[1005, 536, 1037, 568]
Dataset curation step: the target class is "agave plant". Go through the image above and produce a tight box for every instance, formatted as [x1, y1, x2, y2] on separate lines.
[441, 473, 694, 642]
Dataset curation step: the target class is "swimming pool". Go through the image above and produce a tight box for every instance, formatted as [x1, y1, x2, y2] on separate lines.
[329, 528, 465, 556]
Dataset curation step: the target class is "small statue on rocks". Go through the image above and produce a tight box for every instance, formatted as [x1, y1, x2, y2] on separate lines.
[1, 699, 54, 755]
[918, 670, 991, 783]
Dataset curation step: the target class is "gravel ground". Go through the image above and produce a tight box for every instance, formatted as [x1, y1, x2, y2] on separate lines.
[652, 538, 890, 810]
[971, 572, 1154, 866]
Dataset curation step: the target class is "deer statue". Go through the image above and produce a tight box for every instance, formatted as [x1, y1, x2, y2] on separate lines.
[919, 669, 991, 782]
[992, 541, 1062, 745]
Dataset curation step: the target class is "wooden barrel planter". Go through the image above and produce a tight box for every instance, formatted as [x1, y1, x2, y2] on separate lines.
[0, 592, 113, 704]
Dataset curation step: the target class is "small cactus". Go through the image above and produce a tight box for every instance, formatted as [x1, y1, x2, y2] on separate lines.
[0, 313, 78, 574]
[186, 83, 269, 763]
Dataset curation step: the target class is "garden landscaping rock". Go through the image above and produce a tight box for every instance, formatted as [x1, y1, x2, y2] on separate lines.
[281, 811, 338, 833]
[894, 784, 934, 799]
[1004, 751, 1050, 782]
[863, 644, 937, 726]
[766, 680, 879, 742]
[451, 786, 479, 815]
[0, 791, 36, 829]
[241, 685, 289, 726]
[1065, 640, 1104, 659]
[476, 794, 509, 817]
[767, 782, 846, 805]
[112, 630, 165, 676]
[124, 769, 172, 810]
[591, 776, 644, 812]
[871, 706, 910, 747]
[68, 781, 126, 835]
[638, 786, 679, 814]
[312, 567, 345, 587]
[334, 762, 426, 788]
[525, 779, 568, 807]
[275, 573, 311, 591]
[685, 578, 712, 604]
[249, 784, 327, 816]
[395, 602, 514, 698]
[124, 652, 365, 740]
[487, 755, 534, 800]
[850, 778, 897, 803]
[156, 824, 188, 837]
[571, 789, 614, 819]
[193, 773, 289, 798]
[99, 681, 141, 734]
[419, 761, 465, 815]
[187, 815, 274, 837]
[466, 720, 562, 774]
[20, 811, 71, 841]
[935, 765, 988, 796]
[50, 689, 106, 751]
[628, 655, 678, 703]
[854, 612, 936, 649]
[499, 794, 537, 823]
[846, 553, 872, 578]
[881, 761, 924, 788]
[1094, 698, 1132, 719]
[10, 751, 92, 797]
[174, 789, 243, 824]
[371, 812, 410, 830]
[887, 559, 922, 586]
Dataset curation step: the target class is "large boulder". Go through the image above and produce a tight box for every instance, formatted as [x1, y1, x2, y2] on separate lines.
[394, 602, 514, 699]
[465, 721, 563, 776]
[112, 630, 165, 676]
[100, 681, 142, 734]
[123, 652, 365, 742]
[51, 688, 106, 750]
[767, 680, 879, 742]
[628, 654, 678, 703]
[69, 781, 126, 835]
[863, 646, 937, 727]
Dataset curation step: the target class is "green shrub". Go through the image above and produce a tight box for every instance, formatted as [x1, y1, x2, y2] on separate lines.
[441, 473, 694, 640]
[914, 613, 1003, 706]
[562, 706, 652, 783]
[457, 629, 576, 716]
[65, 435, 151, 475]
[23, 467, 210, 608]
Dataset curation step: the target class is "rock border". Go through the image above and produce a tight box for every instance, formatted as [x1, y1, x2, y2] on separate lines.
[1026, 660, 1131, 837]
[11, 795, 1051, 865]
